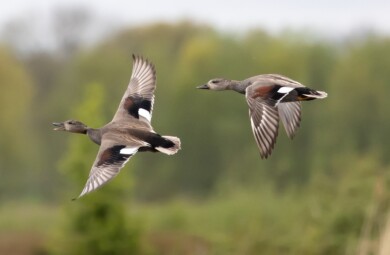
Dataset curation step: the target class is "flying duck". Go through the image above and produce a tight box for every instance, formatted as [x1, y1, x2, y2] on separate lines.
[197, 74, 327, 159]
[53, 55, 181, 199]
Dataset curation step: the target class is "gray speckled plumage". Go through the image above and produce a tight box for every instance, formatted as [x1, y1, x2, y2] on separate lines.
[53, 55, 181, 199]
[197, 74, 327, 159]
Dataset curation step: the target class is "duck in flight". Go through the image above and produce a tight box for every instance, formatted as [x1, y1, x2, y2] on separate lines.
[197, 74, 327, 159]
[53, 55, 181, 199]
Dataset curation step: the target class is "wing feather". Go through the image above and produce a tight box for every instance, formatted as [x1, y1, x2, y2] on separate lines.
[111, 55, 156, 126]
[278, 102, 301, 139]
[246, 90, 280, 159]
[75, 139, 139, 199]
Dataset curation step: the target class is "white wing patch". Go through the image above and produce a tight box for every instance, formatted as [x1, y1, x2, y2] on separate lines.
[120, 147, 139, 155]
[138, 108, 152, 122]
[277, 86, 294, 94]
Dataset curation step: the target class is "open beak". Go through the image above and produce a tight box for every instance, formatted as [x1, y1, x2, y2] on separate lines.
[196, 84, 209, 89]
[52, 122, 65, 131]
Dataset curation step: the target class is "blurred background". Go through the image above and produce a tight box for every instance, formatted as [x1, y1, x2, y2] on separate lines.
[1, 1, 390, 254]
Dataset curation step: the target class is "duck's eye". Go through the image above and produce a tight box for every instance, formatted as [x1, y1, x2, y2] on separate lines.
[68, 121, 74, 125]
[211, 80, 218, 84]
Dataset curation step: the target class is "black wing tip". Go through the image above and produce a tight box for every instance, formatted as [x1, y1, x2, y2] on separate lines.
[260, 149, 271, 159]
[132, 53, 144, 63]
[131, 53, 143, 62]
[131, 53, 148, 64]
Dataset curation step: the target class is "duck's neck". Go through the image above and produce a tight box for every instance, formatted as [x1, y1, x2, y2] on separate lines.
[228, 80, 245, 94]
[86, 128, 102, 145]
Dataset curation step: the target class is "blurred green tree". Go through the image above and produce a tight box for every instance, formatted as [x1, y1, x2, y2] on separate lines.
[0, 46, 39, 200]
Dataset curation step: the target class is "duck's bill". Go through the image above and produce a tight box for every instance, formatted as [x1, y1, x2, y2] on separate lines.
[52, 122, 65, 131]
[196, 84, 209, 89]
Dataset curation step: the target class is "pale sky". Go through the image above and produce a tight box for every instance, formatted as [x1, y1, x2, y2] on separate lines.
[1, 0, 389, 40]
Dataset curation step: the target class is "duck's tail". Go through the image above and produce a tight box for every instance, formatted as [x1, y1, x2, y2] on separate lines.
[296, 87, 328, 101]
[156, 136, 181, 155]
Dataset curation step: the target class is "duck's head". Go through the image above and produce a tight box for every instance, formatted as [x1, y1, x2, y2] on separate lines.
[197, 78, 230, 91]
[52, 120, 88, 134]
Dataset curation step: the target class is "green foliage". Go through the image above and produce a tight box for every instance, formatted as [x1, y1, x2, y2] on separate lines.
[0, 47, 39, 199]
[50, 83, 141, 255]
[140, 152, 390, 255]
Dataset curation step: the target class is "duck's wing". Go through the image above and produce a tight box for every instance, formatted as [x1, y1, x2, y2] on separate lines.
[112, 55, 157, 128]
[245, 85, 280, 159]
[253, 75, 302, 138]
[278, 102, 301, 139]
[75, 136, 147, 199]
[244, 74, 306, 106]
[249, 74, 305, 88]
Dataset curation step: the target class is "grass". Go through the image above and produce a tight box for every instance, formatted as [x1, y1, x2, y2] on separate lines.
[0, 180, 387, 255]
[0, 190, 305, 255]
[137, 187, 335, 255]
[0, 201, 59, 255]
[0, 201, 59, 233]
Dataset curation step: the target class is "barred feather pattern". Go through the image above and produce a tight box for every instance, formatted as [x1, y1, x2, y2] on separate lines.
[278, 102, 301, 139]
[246, 96, 280, 159]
